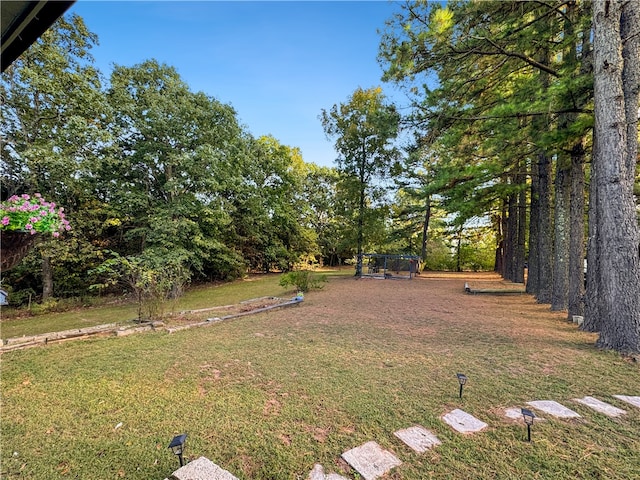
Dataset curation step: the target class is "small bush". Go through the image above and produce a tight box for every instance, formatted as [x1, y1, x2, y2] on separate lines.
[29, 298, 60, 315]
[279, 270, 326, 293]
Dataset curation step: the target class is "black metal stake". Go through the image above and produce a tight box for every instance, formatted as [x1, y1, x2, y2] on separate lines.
[456, 373, 467, 399]
[168, 433, 187, 469]
[521, 408, 535, 442]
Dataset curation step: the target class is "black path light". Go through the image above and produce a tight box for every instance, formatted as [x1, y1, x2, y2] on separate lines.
[168, 433, 188, 467]
[521, 408, 536, 442]
[456, 373, 467, 399]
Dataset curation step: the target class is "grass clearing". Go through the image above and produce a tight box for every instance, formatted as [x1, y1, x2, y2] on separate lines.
[0, 270, 343, 339]
[1, 272, 639, 479]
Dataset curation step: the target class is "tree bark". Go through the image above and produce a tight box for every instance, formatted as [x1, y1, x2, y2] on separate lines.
[500, 200, 509, 277]
[455, 225, 463, 272]
[505, 194, 517, 281]
[494, 213, 504, 274]
[42, 255, 54, 301]
[568, 140, 586, 320]
[536, 151, 553, 304]
[551, 160, 570, 311]
[515, 165, 527, 284]
[621, 1, 639, 179]
[527, 155, 540, 294]
[421, 195, 431, 264]
[583, 135, 601, 332]
[590, 0, 640, 353]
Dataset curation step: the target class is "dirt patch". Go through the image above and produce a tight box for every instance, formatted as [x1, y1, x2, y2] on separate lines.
[274, 271, 584, 357]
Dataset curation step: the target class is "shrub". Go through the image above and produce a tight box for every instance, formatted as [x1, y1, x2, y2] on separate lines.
[279, 270, 326, 293]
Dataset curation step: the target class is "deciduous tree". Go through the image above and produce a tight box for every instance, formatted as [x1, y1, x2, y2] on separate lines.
[320, 87, 400, 275]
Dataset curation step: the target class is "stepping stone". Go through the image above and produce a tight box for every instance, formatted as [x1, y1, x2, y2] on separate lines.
[504, 407, 545, 422]
[308, 463, 350, 480]
[171, 456, 239, 480]
[394, 425, 441, 453]
[442, 409, 488, 433]
[341, 441, 402, 480]
[613, 395, 640, 409]
[574, 396, 626, 417]
[527, 400, 581, 419]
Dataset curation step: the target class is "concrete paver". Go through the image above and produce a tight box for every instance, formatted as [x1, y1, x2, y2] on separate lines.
[341, 441, 402, 480]
[394, 425, 441, 453]
[526, 400, 581, 419]
[442, 409, 488, 433]
[573, 396, 626, 417]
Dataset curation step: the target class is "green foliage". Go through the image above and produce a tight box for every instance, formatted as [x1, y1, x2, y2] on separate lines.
[278, 270, 326, 293]
[458, 226, 497, 272]
[90, 250, 191, 321]
[378, 0, 595, 281]
[27, 298, 61, 316]
[320, 87, 401, 274]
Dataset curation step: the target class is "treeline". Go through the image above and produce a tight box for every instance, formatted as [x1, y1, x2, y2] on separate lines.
[379, 1, 640, 353]
[1, 14, 487, 308]
[0, 16, 347, 303]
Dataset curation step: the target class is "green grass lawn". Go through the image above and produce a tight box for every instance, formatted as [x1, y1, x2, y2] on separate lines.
[0, 272, 317, 339]
[1, 272, 639, 479]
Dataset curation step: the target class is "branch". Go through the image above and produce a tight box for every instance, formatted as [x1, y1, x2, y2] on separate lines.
[437, 108, 591, 121]
[467, 36, 560, 77]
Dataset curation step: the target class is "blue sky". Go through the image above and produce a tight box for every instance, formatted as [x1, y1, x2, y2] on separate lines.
[69, 0, 408, 167]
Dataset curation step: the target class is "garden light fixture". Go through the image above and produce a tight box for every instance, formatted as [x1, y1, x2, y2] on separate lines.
[521, 408, 535, 442]
[456, 373, 467, 399]
[168, 433, 187, 467]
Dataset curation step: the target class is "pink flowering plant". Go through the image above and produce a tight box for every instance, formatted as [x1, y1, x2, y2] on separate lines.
[1, 193, 71, 237]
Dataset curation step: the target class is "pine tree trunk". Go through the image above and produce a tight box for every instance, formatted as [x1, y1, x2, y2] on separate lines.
[421, 195, 431, 264]
[504, 193, 518, 281]
[455, 226, 463, 272]
[568, 140, 586, 320]
[515, 167, 527, 284]
[551, 161, 570, 311]
[500, 201, 509, 277]
[536, 152, 553, 304]
[583, 135, 600, 332]
[590, 0, 640, 353]
[494, 213, 503, 275]
[621, 2, 639, 178]
[527, 156, 540, 294]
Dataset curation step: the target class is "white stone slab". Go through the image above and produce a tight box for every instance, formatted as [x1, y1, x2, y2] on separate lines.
[504, 407, 545, 422]
[527, 400, 581, 418]
[613, 395, 640, 409]
[171, 456, 239, 480]
[574, 396, 626, 417]
[442, 409, 488, 433]
[341, 441, 402, 480]
[325, 473, 349, 480]
[394, 425, 441, 453]
[308, 464, 350, 480]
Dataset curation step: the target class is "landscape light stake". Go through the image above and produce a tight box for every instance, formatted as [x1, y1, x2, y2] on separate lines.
[456, 373, 467, 399]
[168, 433, 187, 467]
[521, 408, 535, 442]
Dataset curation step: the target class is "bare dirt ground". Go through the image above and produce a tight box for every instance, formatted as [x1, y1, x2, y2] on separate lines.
[294, 270, 591, 353]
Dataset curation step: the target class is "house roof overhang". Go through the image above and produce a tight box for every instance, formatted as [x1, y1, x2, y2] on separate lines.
[1, 0, 75, 72]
